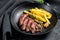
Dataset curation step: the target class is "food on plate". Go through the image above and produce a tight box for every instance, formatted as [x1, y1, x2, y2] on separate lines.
[30, 7, 52, 19]
[24, 10, 46, 22]
[22, 18, 29, 30]
[29, 7, 52, 27]
[44, 22, 50, 28]
[19, 7, 52, 33]
[19, 14, 28, 25]
[19, 14, 42, 33]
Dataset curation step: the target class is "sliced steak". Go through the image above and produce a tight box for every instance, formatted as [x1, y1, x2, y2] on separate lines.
[22, 18, 28, 30]
[19, 14, 28, 25]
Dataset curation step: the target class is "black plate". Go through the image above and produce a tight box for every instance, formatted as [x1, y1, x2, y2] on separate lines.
[10, 1, 57, 35]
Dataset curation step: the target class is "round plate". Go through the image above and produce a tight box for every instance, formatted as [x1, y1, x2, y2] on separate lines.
[10, 2, 57, 35]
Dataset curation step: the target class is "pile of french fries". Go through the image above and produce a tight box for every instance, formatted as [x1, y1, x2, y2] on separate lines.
[24, 7, 52, 28]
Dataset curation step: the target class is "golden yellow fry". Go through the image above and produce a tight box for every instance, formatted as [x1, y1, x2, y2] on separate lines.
[44, 22, 50, 28]
[44, 14, 50, 24]
[30, 9, 44, 17]
[39, 9, 52, 19]
[35, 14, 46, 22]
[46, 14, 52, 19]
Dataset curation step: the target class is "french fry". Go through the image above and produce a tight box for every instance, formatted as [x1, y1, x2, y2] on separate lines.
[44, 22, 50, 28]
[35, 15, 46, 22]
[39, 9, 52, 19]
[44, 14, 50, 24]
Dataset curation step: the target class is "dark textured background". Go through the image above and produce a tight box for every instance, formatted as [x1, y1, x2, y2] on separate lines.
[0, 0, 60, 40]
